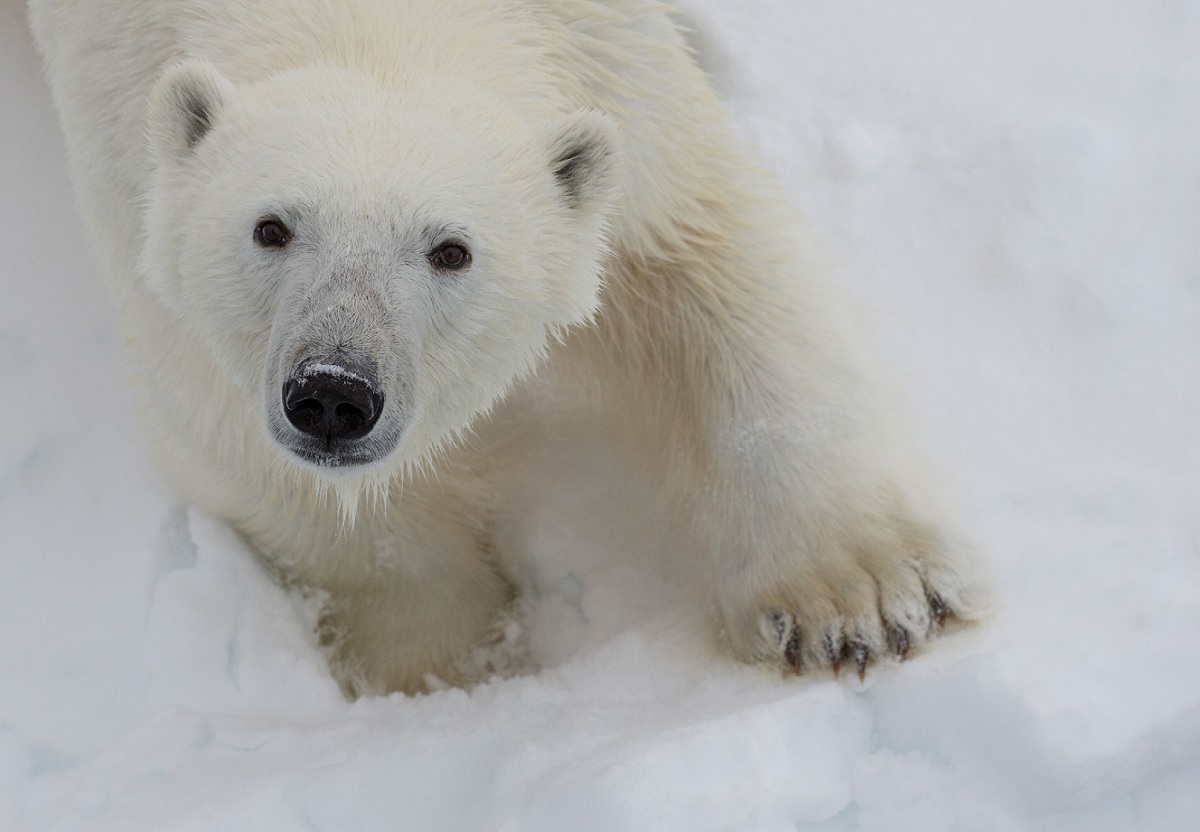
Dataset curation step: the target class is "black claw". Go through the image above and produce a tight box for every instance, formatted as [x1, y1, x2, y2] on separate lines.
[846, 640, 870, 681]
[927, 591, 950, 630]
[823, 631, 843, 677]
[784, 626, 804, 672]
[888, 624, 911, 661]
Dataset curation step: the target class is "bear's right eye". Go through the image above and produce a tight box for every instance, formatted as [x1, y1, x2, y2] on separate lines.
[254, 218, 292, 248]
[429, 241, 471, 272]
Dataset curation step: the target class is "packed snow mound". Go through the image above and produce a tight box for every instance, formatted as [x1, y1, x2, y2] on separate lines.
[2, 1, 1199, 830]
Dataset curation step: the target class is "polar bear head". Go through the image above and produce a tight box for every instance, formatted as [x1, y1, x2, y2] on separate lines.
[141, 60, 621, 477]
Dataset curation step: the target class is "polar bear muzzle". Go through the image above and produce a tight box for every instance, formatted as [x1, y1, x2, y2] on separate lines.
[282, 359, 384, 446]
[269, 351, 404, 470]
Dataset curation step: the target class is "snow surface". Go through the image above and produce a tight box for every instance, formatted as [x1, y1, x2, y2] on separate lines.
[3, 1, 1199, 829]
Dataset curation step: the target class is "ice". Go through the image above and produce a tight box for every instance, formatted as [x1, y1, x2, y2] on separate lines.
[3, 1, 1199, 829]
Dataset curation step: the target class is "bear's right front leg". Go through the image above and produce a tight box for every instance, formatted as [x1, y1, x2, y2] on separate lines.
[272, 483, 513, 697]
[317, 562, 512, 698]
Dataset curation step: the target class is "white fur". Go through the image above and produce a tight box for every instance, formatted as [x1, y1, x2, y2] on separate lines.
[31, 0, 991, 694]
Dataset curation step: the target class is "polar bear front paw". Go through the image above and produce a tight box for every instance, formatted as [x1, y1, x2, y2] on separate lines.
[722, 513, 989, 680]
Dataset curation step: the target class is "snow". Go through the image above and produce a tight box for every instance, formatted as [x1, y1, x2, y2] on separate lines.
[2, 1, 1199, 829]
[296, 363, 378, 391]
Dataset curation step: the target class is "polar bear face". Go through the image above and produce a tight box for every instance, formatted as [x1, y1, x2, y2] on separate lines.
[141, 61, 621, 475]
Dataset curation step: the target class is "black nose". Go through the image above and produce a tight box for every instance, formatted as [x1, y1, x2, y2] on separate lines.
[282, 363, 384, 445]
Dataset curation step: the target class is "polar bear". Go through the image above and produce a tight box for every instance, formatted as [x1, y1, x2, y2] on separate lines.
[30, 0, 988, 695]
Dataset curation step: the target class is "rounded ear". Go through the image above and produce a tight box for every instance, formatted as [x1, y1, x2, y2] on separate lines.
[546, 110, 623, 214]
[146, 60, 235, 162]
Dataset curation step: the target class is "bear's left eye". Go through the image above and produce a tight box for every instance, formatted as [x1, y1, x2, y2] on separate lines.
[429, 242, 472, 272]
[254, 218, 292, 248]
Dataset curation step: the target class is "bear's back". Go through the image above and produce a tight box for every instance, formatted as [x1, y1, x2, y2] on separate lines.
[31, 0, 739, 282]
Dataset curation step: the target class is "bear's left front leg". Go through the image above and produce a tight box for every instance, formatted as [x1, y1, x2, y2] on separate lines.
[701, 324, 988, 678]
[704, 393, 991, 679]
[600, 227, 990, 679]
